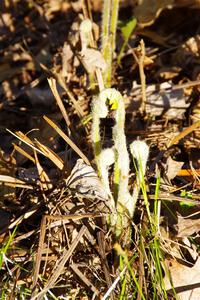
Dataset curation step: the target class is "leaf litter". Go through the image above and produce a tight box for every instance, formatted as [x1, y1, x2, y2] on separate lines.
[0, 1, 200, 299]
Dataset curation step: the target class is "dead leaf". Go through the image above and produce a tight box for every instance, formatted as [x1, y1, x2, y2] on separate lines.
[134, 0, 174, 27]
[164, 257, 200, 300]
[64, 159, 109, 202]
[61, 42, 74, 77]
[135, 0, 200, 27]
[175, 215, 200, 237]
[144, 82, 190, 119]
[165, 156, 184, 181]
[80, 48, 107, 74]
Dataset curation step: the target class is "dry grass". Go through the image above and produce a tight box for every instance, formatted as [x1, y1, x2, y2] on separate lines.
[0, 1, 200, 299]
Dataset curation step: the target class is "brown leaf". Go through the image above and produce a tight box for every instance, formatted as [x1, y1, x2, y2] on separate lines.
[164, 257, 200, 299]
[165, 156, 184, 181]
[175, 215, 200, 237]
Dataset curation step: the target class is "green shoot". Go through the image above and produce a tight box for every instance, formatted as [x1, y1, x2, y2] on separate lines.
[180, 189, 195, 207]
[118, 17, 137, 64]
[115, 244, 146, 300]
[0, 226, 17, 270]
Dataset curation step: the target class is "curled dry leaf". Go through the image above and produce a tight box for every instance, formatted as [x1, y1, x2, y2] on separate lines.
[165, 156, 184, 181]
[80, 48, 107, 74]
[64, 159, 109, 202]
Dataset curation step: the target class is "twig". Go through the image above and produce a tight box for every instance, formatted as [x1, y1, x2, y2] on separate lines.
[43, 115, 90, 165]
[102, 267, 127, 300]
[138, 40, 147, 114]
[97, 231, 115, 300]
[47, 77, 71, 132]
[70, 263, 99, 296]
[168, 120, 200, 147]
[12, 143, 35, 163]
[31, 215, 47, 296]
[31, 225, 87, 300]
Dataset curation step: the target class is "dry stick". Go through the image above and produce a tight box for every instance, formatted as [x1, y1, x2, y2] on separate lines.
[168, 120, 200, 147]
[31, 215, 47, 297]
[137, 251, 143, 300]
[7, 130, 42, 154]
[44, 213, 105, 221]
[147, 194, 200, 205]
[13, 143, 35, 163]
[34, 139, 64, 170]
[31, 213, 104, 296]
[33, 150, 52, 190]
[23, 40, 84, 120]
[0, 175, 33, 189]
[132, 40, 147, 114]
[70, 263, 99, 296]
[177, 168, 200, 176]
[47, 77, 71, 130]
[7, 130, 64, 170]
[95, 68, 105, 91]
[9, 130, 64, 170]
[56, 74, 85, 119]
[57, 73, 91, 137]
[86, 0, 93, 22]
[172, 79, 200, 91]
[20, 42, 86, 128]
[48, 77, 81, 149]
[138, 40, 147, 114]
[82, 0, 93, 22]
[97, 231, 115, 300]
[7, 205, 40, 232]
[102, 267, 127, 300]
[31, 225, 87, 300]
[43, 115, 90, 165]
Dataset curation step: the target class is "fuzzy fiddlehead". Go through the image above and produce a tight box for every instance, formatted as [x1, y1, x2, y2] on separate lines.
[130, 140, 150, 219]
[108, 90, 132, 236]
[92, 89, 149, 239]
[91, 93, 108, 177]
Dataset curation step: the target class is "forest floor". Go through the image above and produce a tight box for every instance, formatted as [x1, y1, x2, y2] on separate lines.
[0, 1, 200, 299]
